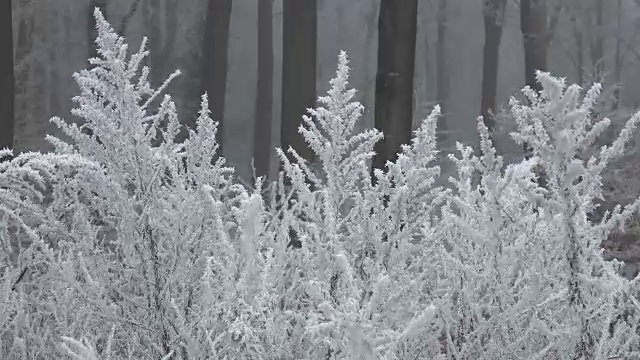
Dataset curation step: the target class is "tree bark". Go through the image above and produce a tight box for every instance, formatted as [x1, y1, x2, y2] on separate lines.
[613, 0, 622, 110]
[142, 0, 161, 82]
[571, 12, 584, 86]
[254, 0, 273, 179]
[372, 0, 419, 174]
[436, 0, 449, 149]
[202, 0, 232, 155]
[520, 0, 548, 92]
[281, 0, 317, 164]
[13, 7, 33, 153]
[589, 0, 605, 80]
[0, 0, 14, 152]
[163, 0, 179, 75]
[521, 0, 550, 186]
[480, 0, 507, 133]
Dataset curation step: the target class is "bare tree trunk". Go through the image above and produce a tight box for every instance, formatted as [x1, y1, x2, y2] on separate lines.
[521, 0, 551, 186]
[47, 4, 60, 119]
[281, 0, 316, 163]
[520, 0, 548, 162]
[363, 1, 379, 130]
[436, 0, 448, 148]
[254, 0, 273, 179]
[164, 0, 178, 74]
[571, 13, 584, 86]
[202, 0, 232, 155]
[143, 0, 178, 84]
[142, 0, 161, 82]
[480, 0, 507, 133]
[613, 0, 622, 110]
[520, 0, 548, 92]
[372, 0, 419, 174]
[18, 2, 47, 153]
[0, 0, 14, 152]
[12, 9, 33, 153]
[436, 0, 447, 109]
[589, 0, 605, 80]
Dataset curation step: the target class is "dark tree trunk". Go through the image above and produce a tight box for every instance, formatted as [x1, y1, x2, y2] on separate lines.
[203, 0, 232, 155]
[13, 9, 34, 154]
[88, 0, 108, 60]
[590, 0, 605, 80]
[0, 0, 14, 152]
[613, 0, 622, 110]
[281, 0, 317, 163]
[372, 0, 419, 174]
[254, 0, 274, 179]
[142, 0, 161, 82]
[436, 0, 449, 149]
[163, 0, 179, 75]
[480, 0, 507, 133]
[520, 0, 549, 167]
[571, 13, 584, 86]
[520, 0, 548, 92]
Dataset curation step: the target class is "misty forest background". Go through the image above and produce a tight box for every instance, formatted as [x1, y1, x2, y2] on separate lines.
[4, 0, 640, 276]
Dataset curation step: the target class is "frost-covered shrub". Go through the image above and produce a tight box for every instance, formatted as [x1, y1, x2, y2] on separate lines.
[0, 147, 121, 358]
[270, 51, 445, 358]
[2, 10, 244, 359]
[2, 10, 640, 360]
[435, 73, 640, 359]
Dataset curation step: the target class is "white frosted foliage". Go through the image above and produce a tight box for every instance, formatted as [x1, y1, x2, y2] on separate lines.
[1, 10, 640, 359]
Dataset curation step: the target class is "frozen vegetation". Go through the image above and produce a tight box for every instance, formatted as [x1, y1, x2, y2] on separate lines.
[2, 11, 640, 359]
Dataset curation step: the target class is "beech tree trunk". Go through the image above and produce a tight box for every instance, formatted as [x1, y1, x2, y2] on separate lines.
[520, 0, 549, 162]
[203, 0, 232, 155]
[613, 0, 622, 110]
[281, 0, 317, 163]
[520, 0, 548, 92]
[372, 0, 419, 174]
[571, 13, 584, 86]
[480, 0, 507, 133]
[589, 0, 605, 80]
[142, 0, 161, 82]
[254, 0, 273, 179]
[163, 0, 178, 77]
[436, 0, 449, 149]
[0, 0, 14, 152]
[13, 7, 34, 153]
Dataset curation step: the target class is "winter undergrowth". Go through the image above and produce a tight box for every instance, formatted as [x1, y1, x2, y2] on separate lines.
[1, 9, 640, 359]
